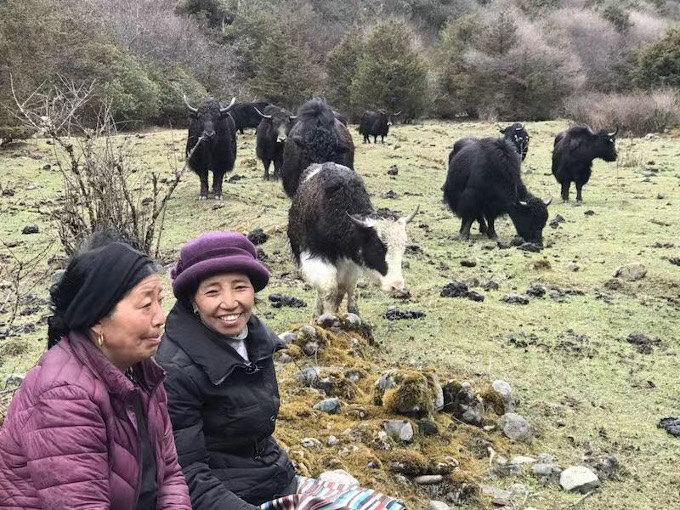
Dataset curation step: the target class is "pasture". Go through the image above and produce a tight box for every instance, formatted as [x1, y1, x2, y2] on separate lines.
[1, 120, 679, 509]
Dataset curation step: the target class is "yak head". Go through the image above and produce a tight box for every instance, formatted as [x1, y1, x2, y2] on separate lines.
[184, 96, 236, 139]
[500, 123, 530, 161]
[592, 126, 619, 162]
[510, 196, 552, 246]
[348, 206, 418, 294]
[378, 109, 401, 127]
[256, 105, 296, 143]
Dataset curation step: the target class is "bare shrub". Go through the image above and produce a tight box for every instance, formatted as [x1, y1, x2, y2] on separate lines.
[544, 8, 623, 90]
[563, 89, 680, 136]
[10, 78, 201, 256]
[629, 10, 671, 45]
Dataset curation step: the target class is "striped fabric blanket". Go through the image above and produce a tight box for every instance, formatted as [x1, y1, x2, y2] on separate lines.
[260, 476, 407, 510]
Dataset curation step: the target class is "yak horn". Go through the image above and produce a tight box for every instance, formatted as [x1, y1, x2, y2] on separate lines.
[518, 200, 529, 207]
[515, 124, 524, 131]
[544, 196, 553, 206]
[254, 107, 272, 119]
[183, 95, 197, 114]
[347, 212, 373, 229]
[393, 111, 402, 116]
[608, 126, 619, 137]
[289, 115, 298, 122]
[219, 97, 236, 114]
[405, 205, 419, 224]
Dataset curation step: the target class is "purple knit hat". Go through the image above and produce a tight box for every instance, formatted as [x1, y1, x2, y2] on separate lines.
[170, 231, 270, 298]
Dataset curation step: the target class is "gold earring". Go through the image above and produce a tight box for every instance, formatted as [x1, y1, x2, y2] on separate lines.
[97, 333, 105, 347]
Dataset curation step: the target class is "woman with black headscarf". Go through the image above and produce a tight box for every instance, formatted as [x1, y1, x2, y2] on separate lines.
[0, 237, 191, 509]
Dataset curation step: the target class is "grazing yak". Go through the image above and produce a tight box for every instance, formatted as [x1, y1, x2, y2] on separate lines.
[444, 137, 551, 244]
[288, 162, 418, 316]
[229, 101, 271, 134]
[552, 125, 618, 202]
[280, 98, 355, 198]
[184, 96, 237, 200]
[358, 110, 400, 144]
[255, 105, 296, 180]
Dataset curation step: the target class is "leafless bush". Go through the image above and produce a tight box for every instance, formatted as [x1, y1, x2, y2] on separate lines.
[629, 10, 671, 45]
[83, 0, 240, 97]
[563, 89, 680, 136]
[10, 77, 203, 256]
[544, 8, 623, 90]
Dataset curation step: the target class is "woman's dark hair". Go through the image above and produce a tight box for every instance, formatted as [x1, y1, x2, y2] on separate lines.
[47, 229, 159, 348]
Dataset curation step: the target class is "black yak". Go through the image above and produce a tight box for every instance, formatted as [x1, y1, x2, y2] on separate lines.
[280, 98, 354, 198]
[184, 96, 237, 201]
[552, 126, 618, 202]
[443, 138, 551, 244]
[255, 105, 296, 181]
[450, 123, 530, 162]
[229, 101, 271, 134]
[288, 162, 417, 316]
[358, 110, 400, 144]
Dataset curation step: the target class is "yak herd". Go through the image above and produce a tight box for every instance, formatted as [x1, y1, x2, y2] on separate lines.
[181, 96, 619, 315]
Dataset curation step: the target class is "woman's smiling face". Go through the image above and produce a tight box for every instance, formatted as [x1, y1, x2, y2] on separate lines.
[192, 272, 255, 336]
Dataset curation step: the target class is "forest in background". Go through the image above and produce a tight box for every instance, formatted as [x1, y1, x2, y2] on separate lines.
[1, 0, 680, 135]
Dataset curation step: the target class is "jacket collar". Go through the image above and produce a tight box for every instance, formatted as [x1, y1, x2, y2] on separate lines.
[164, 301, 276, 385]
[66, 331, 166, 401]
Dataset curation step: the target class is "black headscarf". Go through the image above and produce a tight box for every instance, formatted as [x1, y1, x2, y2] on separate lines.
[47, 242, 157, 348]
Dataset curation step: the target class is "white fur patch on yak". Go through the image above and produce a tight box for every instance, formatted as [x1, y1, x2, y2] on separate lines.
[303, 164, 323, 183]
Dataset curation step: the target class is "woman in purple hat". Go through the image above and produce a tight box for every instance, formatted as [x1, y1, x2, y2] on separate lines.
[156, 231, 296, 510]
[158, 231, 405, 510]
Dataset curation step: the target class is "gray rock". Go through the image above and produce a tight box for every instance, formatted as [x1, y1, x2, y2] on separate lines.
[317, 313, 340, 328]
[487, 462, 522, 479]
[298, 366, 320, 387]
[613, 263, 647, 282]
[510, 455, 536, 465]
[276, 331, 297, 349]
[4, 374, 24, 387]
[276, 353, 293, 364]
[22, 225, 39, 235]
[460, 258, 477, 267]
[299, 325, 317, 339]
[327, 435, 338, 446]
[532, 463, 562, 480]
[414, 475, 443, 485]
[492, 379, 514, 411]
[344, 369, 363, 384]
[303, 341, 319, 356]
[314, 398, 341, 414]
[501, 293, 530, 305]
[319, 469, 359, 486]
[428, 502, 450, 510]
[481, 485, 512, 503]
[417, 419, 439, 436]
[560, 466, 600, 493]
[537, 453, 555, 464]
[567, 262, 580, 272]
[509, 483, 528, 496]
[301, 437, 323, 449]
[344, 313, 362, 327]
[375, 371, 398, 394]
[384, 419, 414, 443]
[431, 373, 444, 411]
[498, 413, 533, 442]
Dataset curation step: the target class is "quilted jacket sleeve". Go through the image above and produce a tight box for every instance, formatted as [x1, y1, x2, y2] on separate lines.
[155, 384, 192, 509]
[162, 362, 258, 510]
[24, 384, 110, 509]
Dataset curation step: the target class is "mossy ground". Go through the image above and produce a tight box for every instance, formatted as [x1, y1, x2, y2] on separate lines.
[1, 121, 679, 509]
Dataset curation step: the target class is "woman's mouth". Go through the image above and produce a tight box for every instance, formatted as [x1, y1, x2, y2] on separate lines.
[219, 313, 241, 325]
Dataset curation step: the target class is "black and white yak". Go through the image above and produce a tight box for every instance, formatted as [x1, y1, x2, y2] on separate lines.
[288, 162, 417, 316]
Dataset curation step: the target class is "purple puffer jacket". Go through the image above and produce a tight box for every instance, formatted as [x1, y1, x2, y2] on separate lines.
[0, 332, 191, 509]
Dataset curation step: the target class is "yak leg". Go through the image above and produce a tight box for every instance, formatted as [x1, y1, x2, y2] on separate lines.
[458, 217, 474, 240]
[212, 169, 225, 201]
[486, 217, 498, 240]
[373, 135, 378, 143]
[575, 182, 584, 203]
[262, 159, 271, 181]
[561, 181, 570, 202]
[273, 156, 282, 180]
[381, 135, 385, 144]
[199, 170, 209, 200]
[363, 135, 369, 144]
[337, 259, 361, 316]
[477, 215, 488, 234]
[301, 252, 340, 317]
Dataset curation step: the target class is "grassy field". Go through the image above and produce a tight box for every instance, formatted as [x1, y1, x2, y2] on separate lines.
[1, 120, 679, 509]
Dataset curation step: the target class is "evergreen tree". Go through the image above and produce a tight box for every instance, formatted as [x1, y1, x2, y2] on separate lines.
[633, 28, 680, 89]
[325, 26, 363, 120]
[350, 20, 428, 119]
